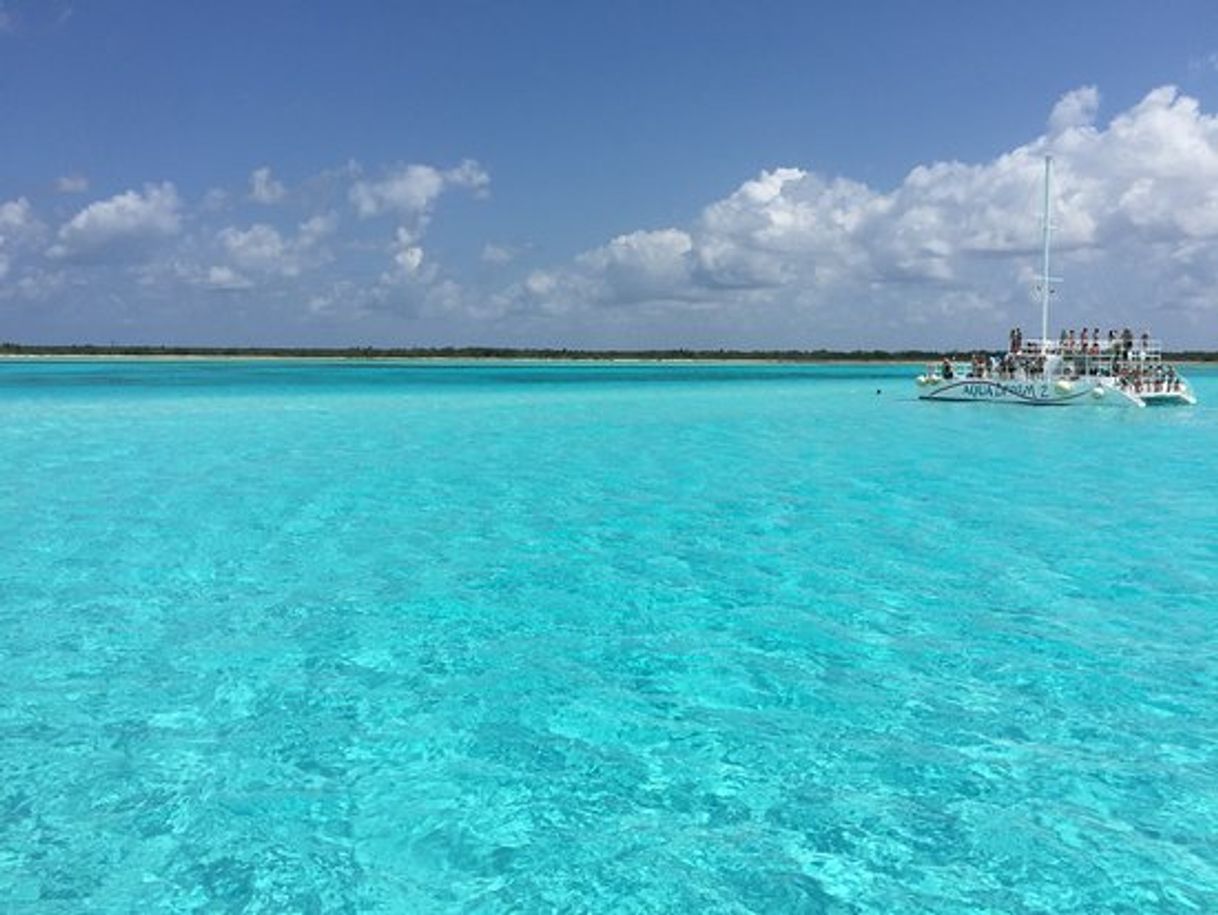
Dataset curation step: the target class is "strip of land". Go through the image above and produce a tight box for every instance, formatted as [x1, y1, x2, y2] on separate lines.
[2, 343, 1216, 362]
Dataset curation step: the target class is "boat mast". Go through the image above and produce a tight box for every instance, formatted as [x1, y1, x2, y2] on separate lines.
[1040, 155, 1053, 343]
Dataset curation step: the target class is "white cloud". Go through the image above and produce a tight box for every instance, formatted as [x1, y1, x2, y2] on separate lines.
[444, 159, 491, 195]
[349, 159, 489, 280]
[218, 224, 294, 276]
[697, 168, 877, 288]
[56, 174, 89, 194]
[509, 267, 599, 317]
[525, 271, 557, 297]
[377, 226, 439, 288]
[215, 212, 336, 279]
[349, 159, 489, 218]
[12, 90, 1218, 346]
[1049, 86, 1100, 135]
[53, 182, 181, 258]
[578, 228, 696, 304]
[395, 247, 425, 275]
[249, 166, 286, 204]
[0, 198, 27, 279]
[0, 198, 44, 280]
[297, 212, 338, 247]
[391, 227, 425, 276]
[350, 165, 444, 218]
[205, 265, 253, 290]
[500, 85, 1218, 344]
[0, 197, 35, 234]
[306, 280, 362, 317]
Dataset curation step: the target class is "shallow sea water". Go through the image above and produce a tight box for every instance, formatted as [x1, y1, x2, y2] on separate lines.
[1, 359, 1216, 913]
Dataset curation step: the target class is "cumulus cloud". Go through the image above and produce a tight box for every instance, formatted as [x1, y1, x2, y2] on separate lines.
[390, 226, 425, 277]
[215, 212, 337, 279]
[445, 159, 491, 195]
[52, 182, 181, 259]
[56, 174, 89, 194]
[298, 212, 338, 247]
[504, 85, 1218, 343]
[578, 228, 696, 304]
[349, 159, 489, 218]
[349, 159, 489, 280]
[1049, 86, 1100, 135]
[13, 91, 1218, 345]
[0, 198, 43, 281]
[205, 265, 253, 291]
[0, 197, 35, 235]
[375, 226, 441, 289]
[249, 166, 286, 204]
[351, 165, 442, 219]
[219, 224, 291, 274]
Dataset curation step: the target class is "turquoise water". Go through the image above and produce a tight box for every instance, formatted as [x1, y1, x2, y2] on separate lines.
[2, 359, 1216, 913]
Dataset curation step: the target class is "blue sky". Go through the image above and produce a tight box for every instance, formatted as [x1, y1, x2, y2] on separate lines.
[4, 1, 1218, 348]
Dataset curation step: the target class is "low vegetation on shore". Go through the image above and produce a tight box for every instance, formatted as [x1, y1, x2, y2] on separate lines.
[2, 343, 1216, 362]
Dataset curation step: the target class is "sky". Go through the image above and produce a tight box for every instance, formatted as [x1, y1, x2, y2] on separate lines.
[4, 1, 1218, 349]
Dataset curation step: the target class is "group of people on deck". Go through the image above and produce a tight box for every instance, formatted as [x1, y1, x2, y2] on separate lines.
[965, 351, 1044, 381]
[1117, 363, 1184, 394]
[1006, 325, 1152, 359]
[947, 351, 1184, 394]
[1055, 327, 1149, 358]
[952, 323, 1167, 383]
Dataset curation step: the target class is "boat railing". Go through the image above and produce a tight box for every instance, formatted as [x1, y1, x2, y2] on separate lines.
[1020, 338, 1164, 359]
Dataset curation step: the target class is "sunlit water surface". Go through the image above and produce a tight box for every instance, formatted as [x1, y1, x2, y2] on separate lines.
[2, 359, 1216, 913]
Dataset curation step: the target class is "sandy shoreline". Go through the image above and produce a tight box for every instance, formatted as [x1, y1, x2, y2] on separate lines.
[0, 353, 927, 365]
[2, 352, 1214, 366]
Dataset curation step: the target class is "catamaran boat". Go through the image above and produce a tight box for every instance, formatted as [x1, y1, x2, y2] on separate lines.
[917, 157, 1197, 407]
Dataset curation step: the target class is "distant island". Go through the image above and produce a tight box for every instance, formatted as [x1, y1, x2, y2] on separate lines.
[2, 343, 1217, 362]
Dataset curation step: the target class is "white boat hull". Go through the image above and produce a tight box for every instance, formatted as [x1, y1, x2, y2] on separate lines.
[917, 377, 1144, 406]
[1140, 388, 1198, 406]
